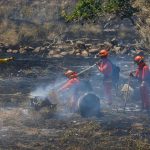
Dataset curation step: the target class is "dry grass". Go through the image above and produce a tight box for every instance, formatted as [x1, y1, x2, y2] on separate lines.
[133, 0, 150, 49]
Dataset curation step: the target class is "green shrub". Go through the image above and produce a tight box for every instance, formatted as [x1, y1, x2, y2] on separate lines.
[63, 0, 136, 22]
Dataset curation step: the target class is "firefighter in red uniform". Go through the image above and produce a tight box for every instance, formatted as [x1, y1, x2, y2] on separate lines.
[130, 55, 150, 110]
[97, 50, 113, 105]
[60, 70, 80, 111]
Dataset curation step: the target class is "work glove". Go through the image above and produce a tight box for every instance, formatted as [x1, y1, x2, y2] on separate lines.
[96, 60, 102, 66]
[129, 72, 134, 77]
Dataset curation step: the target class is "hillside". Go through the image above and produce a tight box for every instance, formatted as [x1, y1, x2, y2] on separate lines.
[0, 0, 141, 47]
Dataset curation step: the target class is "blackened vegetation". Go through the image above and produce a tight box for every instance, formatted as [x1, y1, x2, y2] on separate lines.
[30, 96, 57, 111]
[0, 57, 150, 149]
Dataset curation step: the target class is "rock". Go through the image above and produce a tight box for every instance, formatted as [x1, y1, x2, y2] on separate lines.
[12, 50, 18, 54]
[19, 48, 26, 54]
[76, 41, 86, 49]
[48, 50, 59, 56]
[43, 42, 50, 46]
[60, 51, 68, 56]
[24, 46, 34, 52]
[104, 41, 113, 48]
[120, 48, 130, 55]
[85, 44, 92, 48]
[28, 46, 34, 51]
[74, 49, 81, 53]
[89, 48, 99, 54]
[4, 43, 9, 50]
[52, 54, 63, 58]
[7, 49, 13, 53]
[76, 53, 81, 56]
[146, 18, 150, 24]
[56, 49, 61, 53]
[68, 50, 75, 55]
[40, 47, 46, 51]
[110, 38, 118, 46]
[33, 47, 41, 53]
[81, 50, 89, 57]
[112, 46, 121, 54]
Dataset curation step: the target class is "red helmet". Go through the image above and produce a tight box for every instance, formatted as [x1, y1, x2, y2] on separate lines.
[65, 70, 78, 78]
[99, 49, 109, 57]
[134, 55, 144, 64]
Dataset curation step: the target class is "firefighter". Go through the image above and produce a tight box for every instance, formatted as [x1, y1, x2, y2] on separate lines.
[0, 57, 14, 63]
[59, 70, 80, 112]
[130, 55, 150, 111]
[96, 49, 113, 105]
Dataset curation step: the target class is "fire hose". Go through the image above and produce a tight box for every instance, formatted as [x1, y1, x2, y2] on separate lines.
[56, 63, 97, 91]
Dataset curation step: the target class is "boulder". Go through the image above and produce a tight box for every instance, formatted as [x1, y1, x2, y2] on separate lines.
[112, 46, 121, 54]
[48, 50, 60, 56]
[7, 49, 13, 53]
[81, 50, 89, 57]
[40, 47, 46, 51]
[52, 54, 63, 58]
[33, 47, 41, 53]
[104, 41, 113, 48]
[68, 50, 75, 55]
[85, 44, 92, 48]
[75, 49, 81, 53]
[19, 48, 26, 54]
[120, 48, 130, 55]
[89, 48, 99, 54]
[28, 46, 34, 51]
[76, 53, 81, 56]
[76, 41, 86, 49]
[12, 50, 18, 54]
[60, 51, 68, 56]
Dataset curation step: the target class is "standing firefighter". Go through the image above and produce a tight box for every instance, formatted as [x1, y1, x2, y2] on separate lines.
[130, 55, 150, 111]
[96, 50, 113, 105]
[59, 70, 80, 111]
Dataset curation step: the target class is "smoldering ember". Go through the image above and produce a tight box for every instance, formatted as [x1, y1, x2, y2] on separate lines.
[0, 1, 150, 150]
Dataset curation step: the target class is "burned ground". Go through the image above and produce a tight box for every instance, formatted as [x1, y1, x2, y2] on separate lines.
[0, 56, 150, 150]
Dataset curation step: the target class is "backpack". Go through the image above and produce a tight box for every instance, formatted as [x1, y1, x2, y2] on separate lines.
[111, 63, 120, 83]
[108, 60, 120, 85]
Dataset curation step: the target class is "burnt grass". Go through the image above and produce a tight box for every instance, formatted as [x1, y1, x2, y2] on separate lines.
[0, 56, 150, 150]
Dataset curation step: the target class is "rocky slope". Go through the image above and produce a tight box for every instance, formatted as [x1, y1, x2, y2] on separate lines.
[0, 0, 138, 46]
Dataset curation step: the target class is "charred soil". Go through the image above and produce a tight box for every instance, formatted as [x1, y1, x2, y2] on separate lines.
[0, 56, 150, 150]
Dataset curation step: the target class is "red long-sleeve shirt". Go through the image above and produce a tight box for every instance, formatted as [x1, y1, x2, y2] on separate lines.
[98, 58, 112, 78]
[135, 63, 150, 81]
[60, 78, 79, 91]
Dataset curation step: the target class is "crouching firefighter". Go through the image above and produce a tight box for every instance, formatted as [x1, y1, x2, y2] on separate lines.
[96, 50, 113, 105]
[130, 55, 150, 111]
[59, 70, 80, 112]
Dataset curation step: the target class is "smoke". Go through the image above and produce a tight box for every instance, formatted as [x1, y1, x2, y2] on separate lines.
[30, 77, 67, 99]
[29, 56, 143, 117]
